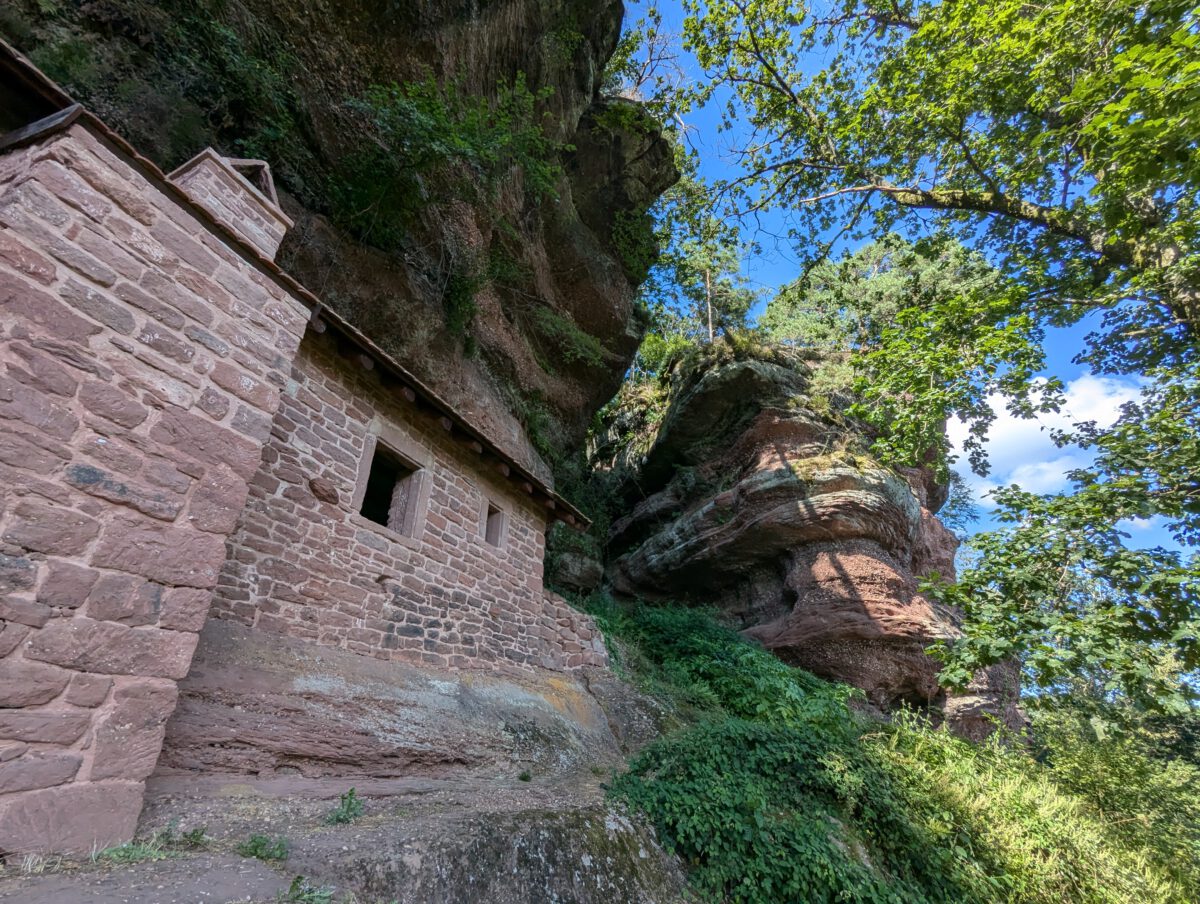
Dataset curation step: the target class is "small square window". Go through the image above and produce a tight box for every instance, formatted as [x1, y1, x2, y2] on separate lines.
[484, 502, 506, 548]
[359, 442, 422, 536]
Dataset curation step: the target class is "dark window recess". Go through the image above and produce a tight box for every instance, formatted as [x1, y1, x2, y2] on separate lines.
[360, 443, 420, 534]
[484, 503, 505, 547]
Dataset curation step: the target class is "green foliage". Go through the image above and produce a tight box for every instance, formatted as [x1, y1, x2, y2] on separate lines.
[593, 601, 1197, 903]
[92, 821, 209, 865]
[763, 235, 1005, 400]
[1031, 701, 1200, 887]
[612, 208, 660, 284]
[929, 486, 1200, 706]
[237, 834, 289, 862]
[325, 788, 364, 826]
[632, 330, 697, 379]
[938, 472, 980, 541]
[336, 73, 565, 250]
[684, 0, 1199, 351]
[545, 25, 585, 65]
[594, 100, 659, 137]
[682, 0, 1200, 704]
[518, 770, 533, 782]
[442, 269, 480, 344]
[277, 876, 334, 904]
[531, 308, 608, 369]
[9, 5, 309, 183]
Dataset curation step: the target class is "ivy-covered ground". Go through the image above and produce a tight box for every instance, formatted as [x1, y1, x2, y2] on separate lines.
[582, 598, 1200, 904]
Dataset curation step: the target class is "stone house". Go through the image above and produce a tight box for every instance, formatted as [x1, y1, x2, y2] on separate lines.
[0, 42, 604, 855]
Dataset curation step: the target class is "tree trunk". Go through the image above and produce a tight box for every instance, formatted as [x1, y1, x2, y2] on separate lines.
[705, 268, 714, 342]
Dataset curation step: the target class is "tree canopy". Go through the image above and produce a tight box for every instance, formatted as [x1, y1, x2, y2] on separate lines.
[675, 0, 1200, 704]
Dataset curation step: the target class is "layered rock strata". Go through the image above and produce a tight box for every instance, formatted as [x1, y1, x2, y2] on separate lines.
[599, 351, 1022, 734]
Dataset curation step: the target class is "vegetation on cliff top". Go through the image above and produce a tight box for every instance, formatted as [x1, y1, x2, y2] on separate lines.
[588, 599, 1200, 904]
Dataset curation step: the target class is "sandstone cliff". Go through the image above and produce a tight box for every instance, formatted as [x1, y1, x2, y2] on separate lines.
[590, 340, 1023, 738]
[0, 0, 677, 479]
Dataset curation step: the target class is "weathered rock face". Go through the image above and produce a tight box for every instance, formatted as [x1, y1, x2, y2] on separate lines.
[599, 349, 1022, 732]
[158, 619, 621, 779]
[2, 0, 678, 477]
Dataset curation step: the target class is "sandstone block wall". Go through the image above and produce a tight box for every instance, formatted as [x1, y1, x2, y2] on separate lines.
[211, 334, 607, 673]
[0, 124, 308, 854]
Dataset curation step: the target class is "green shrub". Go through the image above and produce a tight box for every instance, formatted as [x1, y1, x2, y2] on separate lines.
[597, 602, 1195, 904]
[442, 269, 480, 342]
[612, 208, 658, 283]
[336, 73, 566, 250]
[325, 788, 365, 826]
[1031, 705, 1200, 889]
[531, 307, 607, 369]
[237, 834, 289, 862]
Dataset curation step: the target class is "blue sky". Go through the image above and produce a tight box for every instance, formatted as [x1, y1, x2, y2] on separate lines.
[625, 0, 1177, 552]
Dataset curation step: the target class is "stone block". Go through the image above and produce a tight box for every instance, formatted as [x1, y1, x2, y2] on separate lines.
[3, 501, 99, 556]
[0, 375, 80, 441]
[91, 515, 228, 588]
[0, 271, 102, 344]
[187, 464, 247, 535]
[0, 743, 28, 762]
[0, 554, 37, 593]
[0, 229, 56, 285]
[58, 278, 136, 335]
[0, 710, 91, 744]
[0, 428, 66, 474]
[0, 752, 82, 794]
[210, 361, 277, 410]
[150, 219, 220, 275]
[0, 623, 30, 657]
[158, 586, 213, 632]
[31, 159, 113, 222]
[140, 271, 216, 327]
[65, 673, 113, 707]
[149, 408, 264, 480]
[87, 678, 178, 781]
[8, 344, 79, 397]
[78, 381, 149, 428]
[38, 561, 100, 610]
[112, 280, 185, 331]
[0, 658, 70, 707]
[136, 324, 194, 364]
[85, 573, 162, 626]
[0, 781, 143, 855]
[196, 387, 230, 420]
[23, 618, 199, 680]
[65, 463, 184, 522]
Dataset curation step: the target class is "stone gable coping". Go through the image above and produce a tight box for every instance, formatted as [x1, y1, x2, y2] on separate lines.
[167, 148, 293, 260]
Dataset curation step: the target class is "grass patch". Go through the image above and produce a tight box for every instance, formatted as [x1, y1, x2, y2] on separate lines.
[92, 821, 208, 866]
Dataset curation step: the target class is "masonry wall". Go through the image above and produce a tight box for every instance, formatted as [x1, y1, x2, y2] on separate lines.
[0, 125, 308, 854]
[211, 333, 607, 673]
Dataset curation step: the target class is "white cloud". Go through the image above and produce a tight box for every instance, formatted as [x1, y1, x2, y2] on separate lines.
[949, 373, 1144, 508]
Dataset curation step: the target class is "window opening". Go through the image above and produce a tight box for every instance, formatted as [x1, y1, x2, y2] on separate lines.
[360, 442, 420, 535]
[484, 502, 505, 547]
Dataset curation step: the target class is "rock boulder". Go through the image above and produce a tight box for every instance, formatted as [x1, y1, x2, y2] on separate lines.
[601, 347, 1022, 733]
